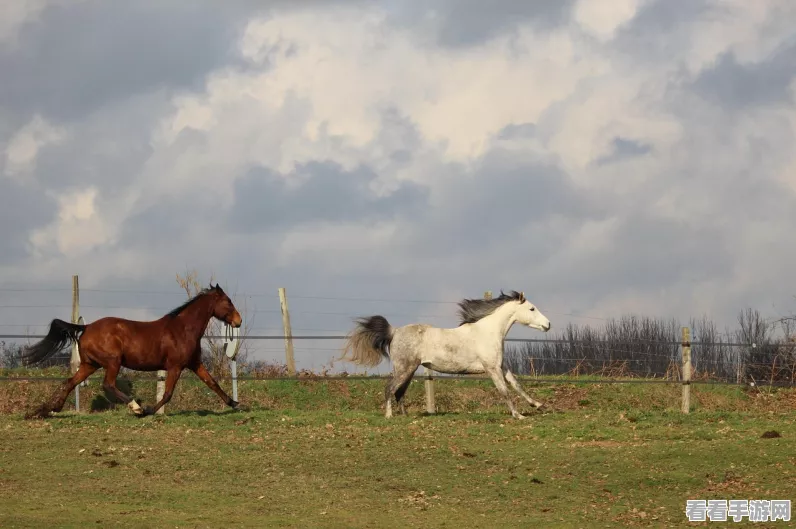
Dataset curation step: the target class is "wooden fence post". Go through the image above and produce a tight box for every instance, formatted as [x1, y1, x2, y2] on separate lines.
[421, 290, 492, 414]
[424, 366, 435, 414]
[278, 288, 296, 376]
[155, 370, 166, 415]
[681, 326, 691, 414]
[71, 275, 80, 412]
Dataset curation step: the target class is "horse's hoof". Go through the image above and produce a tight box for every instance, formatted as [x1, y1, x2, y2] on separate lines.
[128, 400, 146, 416]
[229, 400, 239, 409]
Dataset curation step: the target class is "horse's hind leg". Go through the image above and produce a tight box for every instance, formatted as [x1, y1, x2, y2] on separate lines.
[485, 367, 524, 419]
[394, 376, 414, 415]
[384, 363, 418, 419]
[25, 363, 98, 419]
[143, 367, 183, 416]
[102, 362, 144, 416]
[503, 369, 544, 408]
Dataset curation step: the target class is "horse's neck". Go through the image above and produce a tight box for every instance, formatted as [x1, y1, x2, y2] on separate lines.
[172, 295, 215, 338]
[472, 304, 517, 343]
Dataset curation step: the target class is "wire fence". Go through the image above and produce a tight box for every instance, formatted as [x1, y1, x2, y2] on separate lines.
[2, 284, 795, 388]
[2, 333, 795, 387]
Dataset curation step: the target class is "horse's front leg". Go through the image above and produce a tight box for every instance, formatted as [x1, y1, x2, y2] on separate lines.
[190, 362, 238, 409]
[503, 369, 544, 408]
[485, 367, 524, 419]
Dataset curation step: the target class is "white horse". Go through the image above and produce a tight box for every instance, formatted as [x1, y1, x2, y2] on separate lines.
[341, 290, 551, 419]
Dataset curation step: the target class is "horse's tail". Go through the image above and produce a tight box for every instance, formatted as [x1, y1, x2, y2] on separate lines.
[21, 318, 86, 366]
[340, 315, 393, 367]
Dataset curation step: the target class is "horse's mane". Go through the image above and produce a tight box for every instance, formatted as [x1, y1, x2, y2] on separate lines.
[166, 286, 216, 318]
[457, 290, 524, 325]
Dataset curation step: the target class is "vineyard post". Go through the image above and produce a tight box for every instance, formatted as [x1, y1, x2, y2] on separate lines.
[71, 275, 80, 412]
[681, 327, 691, 414]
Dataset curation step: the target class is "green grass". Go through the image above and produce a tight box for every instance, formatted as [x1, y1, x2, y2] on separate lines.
[1, 377, 794, 528]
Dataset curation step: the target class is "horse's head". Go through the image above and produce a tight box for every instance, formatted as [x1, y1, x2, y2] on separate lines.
[210, 284, 242, 328]
[512, 292, 551, 332]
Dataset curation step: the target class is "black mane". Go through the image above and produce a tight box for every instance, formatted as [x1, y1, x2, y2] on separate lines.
[166, 286, 216, 318]
[457, 290, 525, 325]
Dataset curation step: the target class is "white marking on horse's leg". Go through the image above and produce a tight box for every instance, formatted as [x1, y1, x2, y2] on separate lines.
[128, 399, 144, 415]
[486, 368, 524, 419]
[385, 399, 393, 419]
[504, 370, 543, 408]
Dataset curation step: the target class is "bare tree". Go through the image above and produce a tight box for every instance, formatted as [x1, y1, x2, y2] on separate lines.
[0, 341, 24, 369]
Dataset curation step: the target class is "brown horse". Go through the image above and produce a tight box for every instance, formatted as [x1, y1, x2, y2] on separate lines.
[22, 283, 243, 419]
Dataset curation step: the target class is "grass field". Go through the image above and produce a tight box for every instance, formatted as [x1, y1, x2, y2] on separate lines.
[1, 375, 794, 528]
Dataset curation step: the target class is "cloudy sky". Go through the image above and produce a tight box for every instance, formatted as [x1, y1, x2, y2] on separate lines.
[1, 0, 796, 370]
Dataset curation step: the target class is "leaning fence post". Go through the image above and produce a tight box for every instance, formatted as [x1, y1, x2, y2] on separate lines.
[681, 326, 691, 414]
[278, 287, 296, 377]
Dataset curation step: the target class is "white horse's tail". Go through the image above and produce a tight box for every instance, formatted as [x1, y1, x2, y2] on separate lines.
[341, 315, 393, 367]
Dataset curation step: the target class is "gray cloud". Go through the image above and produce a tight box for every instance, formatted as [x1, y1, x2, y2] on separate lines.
[405, 148, 605, 258]
[497, 122, 537, 140]
[0, 0, 368, 131]
[0, 2, 254, 126]
[612, 0, 712, 61]
[692, 44, 796, 109]
[596, 137, 652, 165]
[31, 90, 172, 193]
[0, 180, 55, 265]
[385, 0, 575, 47]
[228, 161, 429, 233]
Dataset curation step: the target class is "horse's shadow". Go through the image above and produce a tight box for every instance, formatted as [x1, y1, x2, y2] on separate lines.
[90, 378, 137, 412]
[166, 408, 245, 418]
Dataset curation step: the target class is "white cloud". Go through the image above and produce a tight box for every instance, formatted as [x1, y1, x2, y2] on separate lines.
[682, 0, 796, 73]
[29, 187, 115, 259]
[157, 7, 606, 186]
[0, 0, 49, 46]
[4, 114, 66, 182]
[573, 0, 643, 42]
[2, 0, 796, 337]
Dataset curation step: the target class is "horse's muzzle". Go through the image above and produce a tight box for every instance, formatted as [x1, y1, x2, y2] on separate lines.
[229, 311, 243, 328]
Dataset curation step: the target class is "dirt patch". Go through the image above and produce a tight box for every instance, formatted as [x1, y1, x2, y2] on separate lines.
[548, 386, 590, 410]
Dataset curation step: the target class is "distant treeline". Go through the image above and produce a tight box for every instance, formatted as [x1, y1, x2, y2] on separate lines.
[504, 309, 796, 384]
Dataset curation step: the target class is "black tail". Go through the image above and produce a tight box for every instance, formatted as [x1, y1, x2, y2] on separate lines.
[341, 315, 394, 367]
[22, 318, 86, 366]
